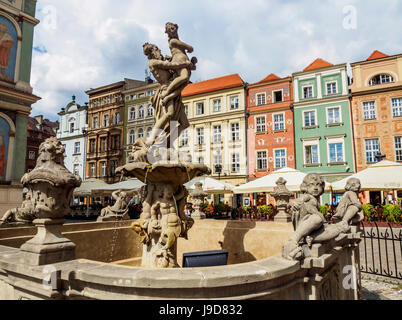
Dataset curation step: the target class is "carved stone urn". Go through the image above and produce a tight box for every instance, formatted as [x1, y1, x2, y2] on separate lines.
[19, 137, 82, 265]
[190, 182, 208, 220]
[270, 177, 292, 223]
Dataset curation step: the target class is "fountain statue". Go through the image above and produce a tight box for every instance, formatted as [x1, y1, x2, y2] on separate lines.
[270, 177, 292, 223]
[97, 190, 130, 222]
[189, 182, 208, 220]
[282, 174, 364, 261]
[117, 22, 211, 268]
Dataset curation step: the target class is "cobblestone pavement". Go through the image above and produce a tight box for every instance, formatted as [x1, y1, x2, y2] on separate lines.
[360, 275, 402, 300]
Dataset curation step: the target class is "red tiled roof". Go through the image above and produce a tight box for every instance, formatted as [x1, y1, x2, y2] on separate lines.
[182, 74, 244, 97]
[257, 73, 281, 84]
[367, 50, 388, 61]
[303, 58, 333, 72]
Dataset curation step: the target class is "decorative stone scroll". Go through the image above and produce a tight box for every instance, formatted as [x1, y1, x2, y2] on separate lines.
[282, 174, 364, 261]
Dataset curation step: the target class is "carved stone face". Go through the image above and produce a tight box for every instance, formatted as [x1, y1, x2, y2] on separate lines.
[347, 179, 361, 192]
[165, 22, 178, 39]
[306, 179, 324, 197]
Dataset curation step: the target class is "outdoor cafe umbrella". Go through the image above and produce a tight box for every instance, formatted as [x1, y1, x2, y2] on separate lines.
[73, 178, 108, 197]
[91, 178, 145, 195]
[184, 176, 235, 194]
[233, 167, 332, 194]
[331, 160, 402, 192]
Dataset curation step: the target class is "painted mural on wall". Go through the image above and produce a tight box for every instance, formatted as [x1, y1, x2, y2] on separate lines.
[0, 116, 10, 180]
[0, 15, 18, 82]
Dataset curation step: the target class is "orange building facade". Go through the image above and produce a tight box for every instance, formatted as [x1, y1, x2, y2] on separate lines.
[246, 74, 295, 180]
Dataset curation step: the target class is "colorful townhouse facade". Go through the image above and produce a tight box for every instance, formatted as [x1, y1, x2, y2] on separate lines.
[180, 74, 247, 206]
[292, 59, 355, 203]
[350, 50, 402, 202]
[0, 0, 40, 217]
[122, 78, 158, 164]
[56, 97, 88, 180]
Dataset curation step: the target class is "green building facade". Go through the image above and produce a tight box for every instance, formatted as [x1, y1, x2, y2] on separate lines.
[292, 59, 355, 204]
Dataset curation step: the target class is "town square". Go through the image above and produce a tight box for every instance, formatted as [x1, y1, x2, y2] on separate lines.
[0, 0, 401, 305]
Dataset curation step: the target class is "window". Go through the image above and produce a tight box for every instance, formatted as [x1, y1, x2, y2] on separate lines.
[213, 125, 221, 143]
[256, 93, 266, 106]
[273, 91, 283, 103]
[73, 164, 79, 176]
[326, 82, 337, 95]
[213, 151, 222, 173]
[28, 151, 35, 160]
[256, 117, 266, 133]
[196, 102, 204, 115]
[365, 139, 380, 163]
[90, 163, 95, 177]
[231, 153, 240, 173]
[184, 105, 188, 116]
[303, 86, 313, 99]
[328, 142, 344, 163]
[213, 99, 221, 112]
[74, 142, 80, 154]
[146, 127, 152, 138]
[363, 101, 376, 120]
[197, 128, 204, 145]
[101, 162, 107, 177]
[198, 157, 204, 164]
[369, 74, 394, 86]
[129, 130, 135, 144]
[275, 149, 286, 169]
[273, 114, 285, 131]
[304, 111, 316, 127]
[101, 137, 107, 152]
[327, 107, 341, 124]
[392, 98, 402, 117]
[230, 96, 239, 109]
[257, 151, 267, 170]
[147, 105, 154, 117]
[103, 115, 109, 127]
[70, 122, 75, 133]
[148, 90, 154, 96]
[305, 144, 319, 165]
[138, 128, 144, 138]
[89, 139, 96, 153]
[115, 113, 120, 124]
[231, 123, 240, 141]
[139, 106, 145, 118]
[111, 160, 118, 177]
[93, 117, 98, 129]
[130, 108, 136, 120]
[395, 137, 402, 162]
[180, 129, 188, 146]
[131, 94, 136, 100]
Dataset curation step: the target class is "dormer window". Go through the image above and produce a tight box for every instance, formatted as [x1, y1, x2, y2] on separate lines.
[369, 74, 394, 86]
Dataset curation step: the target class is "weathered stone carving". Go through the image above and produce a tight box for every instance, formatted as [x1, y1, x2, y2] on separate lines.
[282, 174, 363, 261]
[189, 182, 208, 220]
[97, 190, 130, 222]
[270, 177, 292, 223]
[117, 23, 210, 268]
[0, 190, 36, 226]
[14, 137, 82, 265]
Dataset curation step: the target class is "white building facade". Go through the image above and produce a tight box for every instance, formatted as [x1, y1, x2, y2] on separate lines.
[56, 98, 88, 180]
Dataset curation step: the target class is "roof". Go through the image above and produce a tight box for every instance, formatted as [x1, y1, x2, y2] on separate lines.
[367, 50, 389, 61]
[257, 73, 281, 83]
[182, 74, 244, 97]
[303, 58, 334, 72]
[85, 80, 126, 95]
[28, 117, 59, 135]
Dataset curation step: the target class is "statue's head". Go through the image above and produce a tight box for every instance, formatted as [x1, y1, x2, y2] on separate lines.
[143, 43, 163, 60]
[345, 178, 361, 193]
[38, 137, 65, 165]
[163, 184, 174, 200]
[300, 173, 325, 198]
[165, 22, 178, 39]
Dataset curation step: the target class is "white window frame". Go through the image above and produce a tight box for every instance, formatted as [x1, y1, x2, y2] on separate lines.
[93, 117, 98, 129]
[255, 116, 266, 133]
[212, 99, 221, 113]
[196, 102, 204, 115]
[213, 150, 222, 173]
[101, 162, 107, 177]
[326, 137, 345, 163]
[392, 98, 402, 117]
[230, 123, 240, 141]
[256, 93, 266, 106]
[231, 153, 240, 173]
[274, 148, 287, 169]
[369, 74, 395, 86]
[138, 128, 144, 138]
[70, 122, 75, 133]
[363, 101, 377, 120]
[326, 106, 342, 125]
[73, 164, 79, 176]
[129, 130, 135, 144]
[28, 150, 35, 160]
[129, 108, 135, 120]
[139, 106, 145, 118]
[365, 138, 380, 164]
[256, 150, 268, 170]
[146, 127, 152, 138]
[103, 115, 109, 127]
[273, 112, 285, 131]
[213, 125, 222, 143]
[74, 142, 81, 154]
[230, 96, 239, 110]
[303, 139, 320, 165]
[302, 85, 314, 99]
[303, 109, 317, 127]
[395, 137, 402, 162]
[272, 89, 284, 103]
[180, 129, 188, 146]
[197, 127, 204, 145]
[90, 163, 96, 177]
[147, 105, 154, 117]
[326, 81, 338, 95]
[184, 104, 189, 116]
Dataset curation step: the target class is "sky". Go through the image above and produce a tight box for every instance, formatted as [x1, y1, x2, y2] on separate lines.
[30, 0, 402, 121]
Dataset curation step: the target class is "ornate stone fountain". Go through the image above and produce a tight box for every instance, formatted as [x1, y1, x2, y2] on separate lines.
[117, 22, 211, 268]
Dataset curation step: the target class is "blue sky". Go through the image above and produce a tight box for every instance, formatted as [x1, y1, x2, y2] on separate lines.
[30, 0, 402, 121]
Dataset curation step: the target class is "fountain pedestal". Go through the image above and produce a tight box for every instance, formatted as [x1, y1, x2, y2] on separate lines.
[270, 178, 292, 223]
[190, 182, 208, 220]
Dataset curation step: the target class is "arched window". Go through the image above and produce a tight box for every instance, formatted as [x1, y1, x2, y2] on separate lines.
[146, 127, 152, 138]
[139, 106, 145, 118]
[147, 105, 154, 117]
[369, 74, 394, 86]
[130, 108, 135, 120]
[129, 130, 135, 144]
[138, 128, 144, 138]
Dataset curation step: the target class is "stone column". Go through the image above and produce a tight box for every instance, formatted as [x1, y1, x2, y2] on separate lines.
[270, 177, 292, 223]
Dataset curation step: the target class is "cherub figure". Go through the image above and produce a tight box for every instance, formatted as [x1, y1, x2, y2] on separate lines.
[0, 190, 36, 225]
[332, 178, 363, 226]
[161, 22, 197, 106]
[99, 190, 129, 219]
